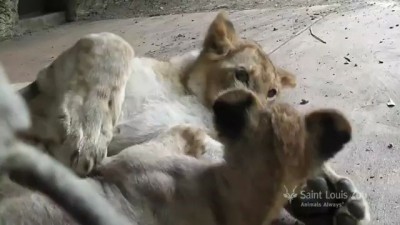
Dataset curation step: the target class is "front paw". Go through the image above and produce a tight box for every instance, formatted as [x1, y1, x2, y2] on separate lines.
[333, 178, 370, 225]
[287, 177, 370, 225]
[164, 125, 207, 158]
[69, 142, 107, 176]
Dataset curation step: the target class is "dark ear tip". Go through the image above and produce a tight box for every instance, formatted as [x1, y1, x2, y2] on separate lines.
[306, 110, 352, 160]
[212, 89, 254, 111]
[212, 91, 254, 119]
[336, 128, 351, 144]
[213, 89, 255, 139]
[319, 111, 352, 143]
[307, 110, 352, 137]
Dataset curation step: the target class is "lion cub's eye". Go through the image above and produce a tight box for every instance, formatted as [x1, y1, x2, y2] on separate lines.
[234, 67, 249, 84]
[267, 89, 277, 98]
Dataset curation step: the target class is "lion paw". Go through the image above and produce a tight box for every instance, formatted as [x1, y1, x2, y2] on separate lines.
[158, 125, 208, 158]
[69, 143, 108, 176]
[287, 177, 370, 225]
[22, 32, 134, 176]
[333, 178, 370, 225]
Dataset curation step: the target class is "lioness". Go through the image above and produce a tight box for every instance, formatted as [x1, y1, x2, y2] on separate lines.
[16, 11, 369, 224]
[1, 74, 356, 225]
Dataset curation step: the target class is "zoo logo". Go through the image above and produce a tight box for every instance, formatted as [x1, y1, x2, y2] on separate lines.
[283, 185, 298, 204]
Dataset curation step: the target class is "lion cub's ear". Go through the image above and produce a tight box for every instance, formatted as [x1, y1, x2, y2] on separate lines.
[276, 67, 297, 88]
[305, 110, 352, 161]
[203, 11, 239, 56]
[213, 89, 257, 139]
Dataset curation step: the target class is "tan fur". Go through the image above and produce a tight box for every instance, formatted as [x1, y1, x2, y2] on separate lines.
[183, 12, 296, 108]
[0, 84, 353, 225]
[0, 66, 132, 225]
[14, 11, 369, 224]
[19, 32, 134, 175]
[17, 12, 296, 176]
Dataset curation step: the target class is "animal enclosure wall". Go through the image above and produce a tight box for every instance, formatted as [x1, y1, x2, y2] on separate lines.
[0, 0, 129, 41]
[18, 0, 66, 19]
[0, 0, 19, 40]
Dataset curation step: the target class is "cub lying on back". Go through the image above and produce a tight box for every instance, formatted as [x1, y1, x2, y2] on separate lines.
[1, 88, 353, 225]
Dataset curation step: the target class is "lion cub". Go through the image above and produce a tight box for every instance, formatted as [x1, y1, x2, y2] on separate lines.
[18, 12, 296, 176]
[16, 11, 370, 225]
[0, 88, 353, 225]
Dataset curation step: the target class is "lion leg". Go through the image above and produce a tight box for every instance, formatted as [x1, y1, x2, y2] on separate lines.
[151, 125, 209, 158]
[286, 163, 370, 225]
[125, 124, 222, 160]
[0, 63, 131, 225]
[20, 32, 134, 176]
[322, 164, 370, 225]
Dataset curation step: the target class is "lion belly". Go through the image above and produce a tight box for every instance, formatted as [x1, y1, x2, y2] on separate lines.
[108, 57, 214, 155]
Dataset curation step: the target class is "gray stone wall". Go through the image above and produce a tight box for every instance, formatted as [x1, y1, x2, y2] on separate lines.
[76, 0, 109, 17]
[70, 0, 130, 20]
[0, 0, 18, 41]
[0, 0, 129, 40]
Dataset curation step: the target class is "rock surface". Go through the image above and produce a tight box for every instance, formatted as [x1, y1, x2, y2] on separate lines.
[75, 0, 129, 19]
[0, 0, 18, 40]
[0, 0, 130, 40]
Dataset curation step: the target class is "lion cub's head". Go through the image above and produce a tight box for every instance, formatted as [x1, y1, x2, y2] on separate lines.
[184, 12, 296, 107]
[212, 88, 351, 220]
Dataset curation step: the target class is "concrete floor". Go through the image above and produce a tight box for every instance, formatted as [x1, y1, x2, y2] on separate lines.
[0, 1, 399, 224]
